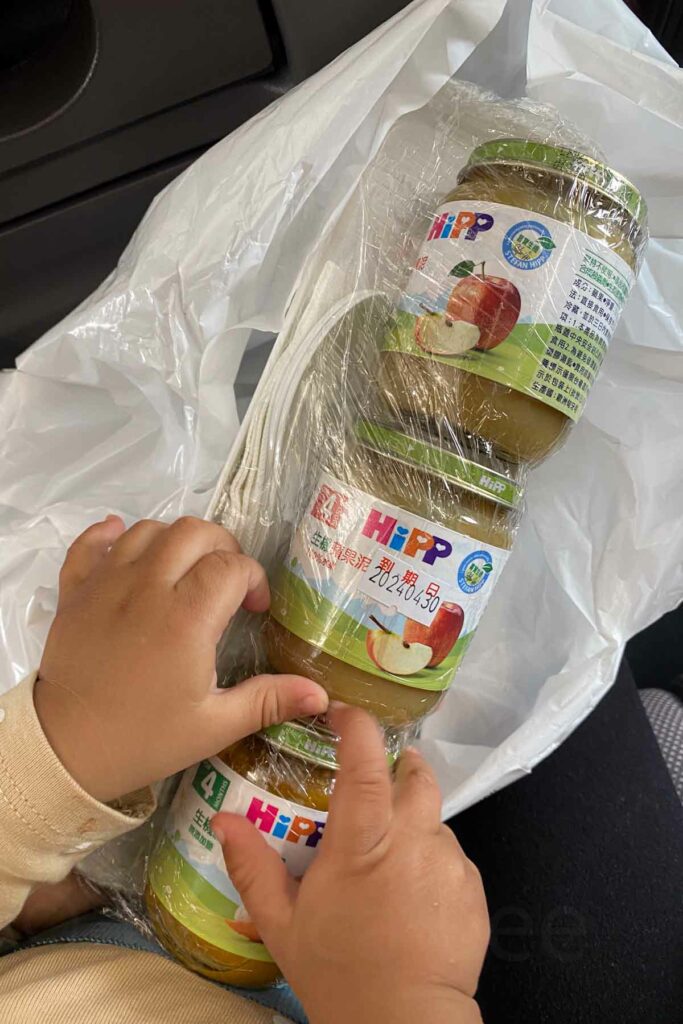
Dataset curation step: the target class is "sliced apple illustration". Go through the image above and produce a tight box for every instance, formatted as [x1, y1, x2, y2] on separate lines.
[414, 312, 480, 356]
[446, 261, 521, 351]
[366, 629, 432, 675]
[402, 602, 464, 667]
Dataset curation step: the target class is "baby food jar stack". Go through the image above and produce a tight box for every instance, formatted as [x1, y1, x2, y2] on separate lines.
[144, 137, 648, 990]
[146, 718, 407, 987]
[261, 137, 647, 730]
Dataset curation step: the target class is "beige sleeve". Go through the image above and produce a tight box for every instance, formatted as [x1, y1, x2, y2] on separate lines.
[0, 674, 156, 929]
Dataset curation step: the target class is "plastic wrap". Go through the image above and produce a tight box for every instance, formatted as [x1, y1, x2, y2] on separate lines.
[127, 89, 654, 983]
[378, 141, 647, 463]
[143, 719, 407, 988]
[209, 86, 646, 732]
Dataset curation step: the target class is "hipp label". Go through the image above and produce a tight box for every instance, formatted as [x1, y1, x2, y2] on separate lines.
[247, 797, 326, 848]
[150, 757, 330, 963]
[389, 198, 634, 423]
[271, 471, 511, 694]
[428, 209, 494, 242]
[164, 758, 329, 909]
[361, 507, 453, 566]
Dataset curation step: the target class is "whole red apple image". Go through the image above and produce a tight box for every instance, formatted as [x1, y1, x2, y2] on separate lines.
[446, 266, 521, 351]
[402, 602, 464, 667]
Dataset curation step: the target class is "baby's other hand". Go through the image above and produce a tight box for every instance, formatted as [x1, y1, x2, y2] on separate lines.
[35, 516, 327, 803]
[214, 707, 489, 1024]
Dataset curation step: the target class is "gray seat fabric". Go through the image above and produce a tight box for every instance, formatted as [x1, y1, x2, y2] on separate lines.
[640, 687, 683, 803]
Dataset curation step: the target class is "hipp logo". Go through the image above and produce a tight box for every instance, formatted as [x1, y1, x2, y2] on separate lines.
[457, 551, 494, 594]
[247, 797, 325, 848]
[362, 509, 453, 566]
[428, 210, 494, 242]
[502, 220, 556, 270]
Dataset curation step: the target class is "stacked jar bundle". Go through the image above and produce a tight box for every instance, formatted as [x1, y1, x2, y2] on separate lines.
[145, 138, 647, 988]
[264, 139, 647, 724]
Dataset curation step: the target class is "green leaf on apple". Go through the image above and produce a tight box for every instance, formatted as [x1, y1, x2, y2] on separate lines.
[537, 236, 556, 250]
[449, 259, 476, 278]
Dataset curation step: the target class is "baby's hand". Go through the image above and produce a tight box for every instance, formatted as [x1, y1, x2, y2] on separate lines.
[213, 707, 489, 1024]
[35, 516, 327, 803]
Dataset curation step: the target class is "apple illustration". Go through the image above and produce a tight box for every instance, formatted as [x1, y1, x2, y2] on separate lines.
[402, 602, 464, 668]
[366, 616, 432, 676]
[414, 311, 480, 356]
[446, 262, 521, 351]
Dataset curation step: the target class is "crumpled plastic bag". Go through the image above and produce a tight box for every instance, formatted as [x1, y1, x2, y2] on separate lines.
[1, 0, 681, 818]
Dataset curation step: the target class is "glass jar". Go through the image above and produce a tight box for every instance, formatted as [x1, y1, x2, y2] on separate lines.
[145, 721, 338, 988]
[379, 138, 647, 463]
[264, 417, 523, 725]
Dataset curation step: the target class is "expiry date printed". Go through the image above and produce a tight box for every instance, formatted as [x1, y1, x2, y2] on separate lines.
[359, 552, 452, 627]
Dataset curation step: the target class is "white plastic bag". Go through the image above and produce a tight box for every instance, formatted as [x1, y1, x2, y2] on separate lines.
[1, 0, 681, 817]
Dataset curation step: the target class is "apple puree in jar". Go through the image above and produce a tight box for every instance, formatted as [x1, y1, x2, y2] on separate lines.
[264, 418, 523, 725]
[146, 722, 338, 988]
[380, 139, 648, 463]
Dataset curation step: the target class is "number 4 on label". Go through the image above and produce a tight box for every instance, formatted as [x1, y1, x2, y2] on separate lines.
[201, 770, 217, 802]
[192, 760, 230, 811]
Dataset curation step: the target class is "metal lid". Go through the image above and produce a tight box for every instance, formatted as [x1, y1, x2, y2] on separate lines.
[354, 419, 523, 509]
[263, 718, 403, 770]
[263, 721, 339, 770]
[461, 138, 647, 230]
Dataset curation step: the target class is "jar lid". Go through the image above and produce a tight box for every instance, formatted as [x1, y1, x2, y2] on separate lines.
[354, 419, 523, 509]
[263, 719, 404, 770]
[263, 721, 339, 770]
[461, 138, 647, 230]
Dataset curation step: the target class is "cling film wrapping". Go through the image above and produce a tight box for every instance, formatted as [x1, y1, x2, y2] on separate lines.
[145, 729, 336, 988]
[385, 199, 636, 423]
[270, 469, 511, 694]
[205, 84, 647, 728]
[148, 756, 326, 969]
[377, 138, 646, 464]
[144, 723, 409, 987]
[89, 77, 650, 985]
[55, 67, 658, 985]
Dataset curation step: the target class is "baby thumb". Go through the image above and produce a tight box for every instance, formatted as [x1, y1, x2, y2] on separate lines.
[212, 812, 297, 949]
[211, 673, 328, 748]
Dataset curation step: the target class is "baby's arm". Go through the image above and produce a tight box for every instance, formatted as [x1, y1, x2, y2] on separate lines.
[0, 674, 155, 931]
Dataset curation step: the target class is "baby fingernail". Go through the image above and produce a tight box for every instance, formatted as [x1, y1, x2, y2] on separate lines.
[300, 693, 328, 715]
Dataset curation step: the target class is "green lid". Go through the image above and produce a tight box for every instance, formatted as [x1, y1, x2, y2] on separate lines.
[354, 419, 523, 509]
[461, 138, 647, 230]
[263, 719, 403, 770]
[263, 721, 339, 770]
